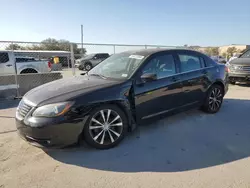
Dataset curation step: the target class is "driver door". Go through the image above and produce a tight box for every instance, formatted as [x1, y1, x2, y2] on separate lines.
[133, 52, 183, 120]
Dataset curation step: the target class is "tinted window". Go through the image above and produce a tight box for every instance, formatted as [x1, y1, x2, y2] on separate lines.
[99, 54, 109, 58]
[16, 58, 35, 62]
[241, 50, 250, 58]
[0, 53, 9, 63]
[142, 54, 176, 79]
[178, 54, 202, 72]
[206, 57, 216, 67]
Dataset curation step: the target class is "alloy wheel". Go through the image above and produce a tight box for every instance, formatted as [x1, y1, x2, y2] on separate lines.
[209, 87, 223, 111]
[89, 109, 123, 145]
[85, 64, 92, 71]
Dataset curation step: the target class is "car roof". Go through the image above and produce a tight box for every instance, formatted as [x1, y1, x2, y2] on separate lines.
[120, 48, 201, 57]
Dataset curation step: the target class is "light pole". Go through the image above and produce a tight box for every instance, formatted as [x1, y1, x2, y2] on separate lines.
[81, 24, 84, 57]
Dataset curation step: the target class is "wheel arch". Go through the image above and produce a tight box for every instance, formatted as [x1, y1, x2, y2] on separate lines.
[20, 68, 38, 74]
[94, 100, 135, 132]
[77, 99, 136, 134]
[211, 80, 225, 96]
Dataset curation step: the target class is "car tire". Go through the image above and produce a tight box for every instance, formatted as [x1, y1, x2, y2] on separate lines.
[230, 80, 236, 85]
[83, 104, 128, 149]
[202, 84, 224, 114]
[84, 62, 92, 71]
[78, 65, 83, 70]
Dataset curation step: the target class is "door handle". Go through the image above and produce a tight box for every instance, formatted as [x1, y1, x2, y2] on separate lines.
[6, 64, 13, 67]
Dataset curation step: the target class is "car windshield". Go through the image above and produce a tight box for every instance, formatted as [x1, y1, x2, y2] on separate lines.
[240, 50, 250, 58]
[88, 52, 145, 80]
[79, 54, 95, 60]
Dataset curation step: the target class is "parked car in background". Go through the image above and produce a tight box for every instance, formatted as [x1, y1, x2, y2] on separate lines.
[0, 51, 51, 75]
[211, 55, 227, 64]
[75, 53, 110, 71]
[49, 56, 71, 67]
[227, 49, 250, 84]
[227, 53, 242, 63]
[16, 49, 228, 149]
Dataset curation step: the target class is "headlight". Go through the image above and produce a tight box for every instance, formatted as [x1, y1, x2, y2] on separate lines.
[32, 102, 74, 117]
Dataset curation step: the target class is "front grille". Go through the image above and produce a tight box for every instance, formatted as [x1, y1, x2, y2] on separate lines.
[17, 100, 32, 118]
[230, 65, 250, 73]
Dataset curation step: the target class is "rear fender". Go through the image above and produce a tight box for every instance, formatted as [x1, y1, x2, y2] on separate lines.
[17, 65, 39, 74]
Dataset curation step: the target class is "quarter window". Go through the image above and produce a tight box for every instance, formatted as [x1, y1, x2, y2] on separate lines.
[99, 54, 109, 58]
[142, 54, 176, 79]
[178, 54, 202, 72]
[0, 53, 9, 63]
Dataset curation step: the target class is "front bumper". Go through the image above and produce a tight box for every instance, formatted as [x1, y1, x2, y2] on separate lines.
[16, 116, 84, 148]
[229, 72, 250, 82]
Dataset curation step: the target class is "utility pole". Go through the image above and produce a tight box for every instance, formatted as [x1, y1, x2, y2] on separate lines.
[81, 24, 84, 57]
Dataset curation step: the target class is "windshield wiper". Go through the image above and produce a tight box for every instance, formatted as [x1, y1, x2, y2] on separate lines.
[89, 73, 107, 79]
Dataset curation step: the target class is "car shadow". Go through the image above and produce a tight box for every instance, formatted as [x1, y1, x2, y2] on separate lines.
[46, 98, 250, 172]
[235, 83, 250, 87]
[0, 99, 19, 110]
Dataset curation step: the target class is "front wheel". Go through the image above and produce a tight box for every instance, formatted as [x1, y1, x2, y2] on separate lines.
[230, 80, 236, 85]
[83, 105, 128, 149]
[84, 63, 92, 71]
[202, 85, 224, 114]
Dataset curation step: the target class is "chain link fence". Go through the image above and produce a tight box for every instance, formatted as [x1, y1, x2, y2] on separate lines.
[0, 41, 182, 100]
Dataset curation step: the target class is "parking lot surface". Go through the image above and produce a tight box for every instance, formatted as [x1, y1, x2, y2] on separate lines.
[1, 85, 250, 188]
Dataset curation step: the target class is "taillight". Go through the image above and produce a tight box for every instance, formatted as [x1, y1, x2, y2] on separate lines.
[48, 61, 52, 69]
[225, 66, 229, 73]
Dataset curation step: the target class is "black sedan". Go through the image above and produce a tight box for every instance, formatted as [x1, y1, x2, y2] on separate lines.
[16, 49, 229, 149]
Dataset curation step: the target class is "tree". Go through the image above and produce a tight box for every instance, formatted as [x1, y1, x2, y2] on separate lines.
[227, 47, 237, 58]
[204, 47, 219, 56]
[210, 47, 219, 56]
[6, 38, 86, 55]
[222, 52, 227, 58]
[5, 44, 25, 50]
[189, 45, 201, 51]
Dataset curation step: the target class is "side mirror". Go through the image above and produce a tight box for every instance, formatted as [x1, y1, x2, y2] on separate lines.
[80, 72, 87, 75]
[140, 73, 157, 83]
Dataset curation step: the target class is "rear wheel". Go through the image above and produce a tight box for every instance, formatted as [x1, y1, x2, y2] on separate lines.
[202, 84, 224, 113]
[230, 80, 236, 85]
[83, 105, 128, 149]
[20, 69, 38, 74]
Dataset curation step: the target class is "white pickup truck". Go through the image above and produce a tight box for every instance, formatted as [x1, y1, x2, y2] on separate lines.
[0, 51, 51, 75]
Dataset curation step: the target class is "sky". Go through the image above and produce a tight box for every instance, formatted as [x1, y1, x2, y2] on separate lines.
[1, 0, 250, 47]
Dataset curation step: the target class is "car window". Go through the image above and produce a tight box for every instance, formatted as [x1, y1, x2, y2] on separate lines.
[94, 54, 100, 59]
[16, 57, 35, 62]
[88, 53, 144, 79]
[99, 54, 109, 58]
[0, 53, 9, 63]
[142, 54, 176, 79]
[178, 54, 202, 72]
[240, 50, 250, 58]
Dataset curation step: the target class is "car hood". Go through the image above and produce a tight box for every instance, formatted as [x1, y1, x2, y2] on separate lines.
[24, 75, 121, 106]
[230, 58, 250, 65]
